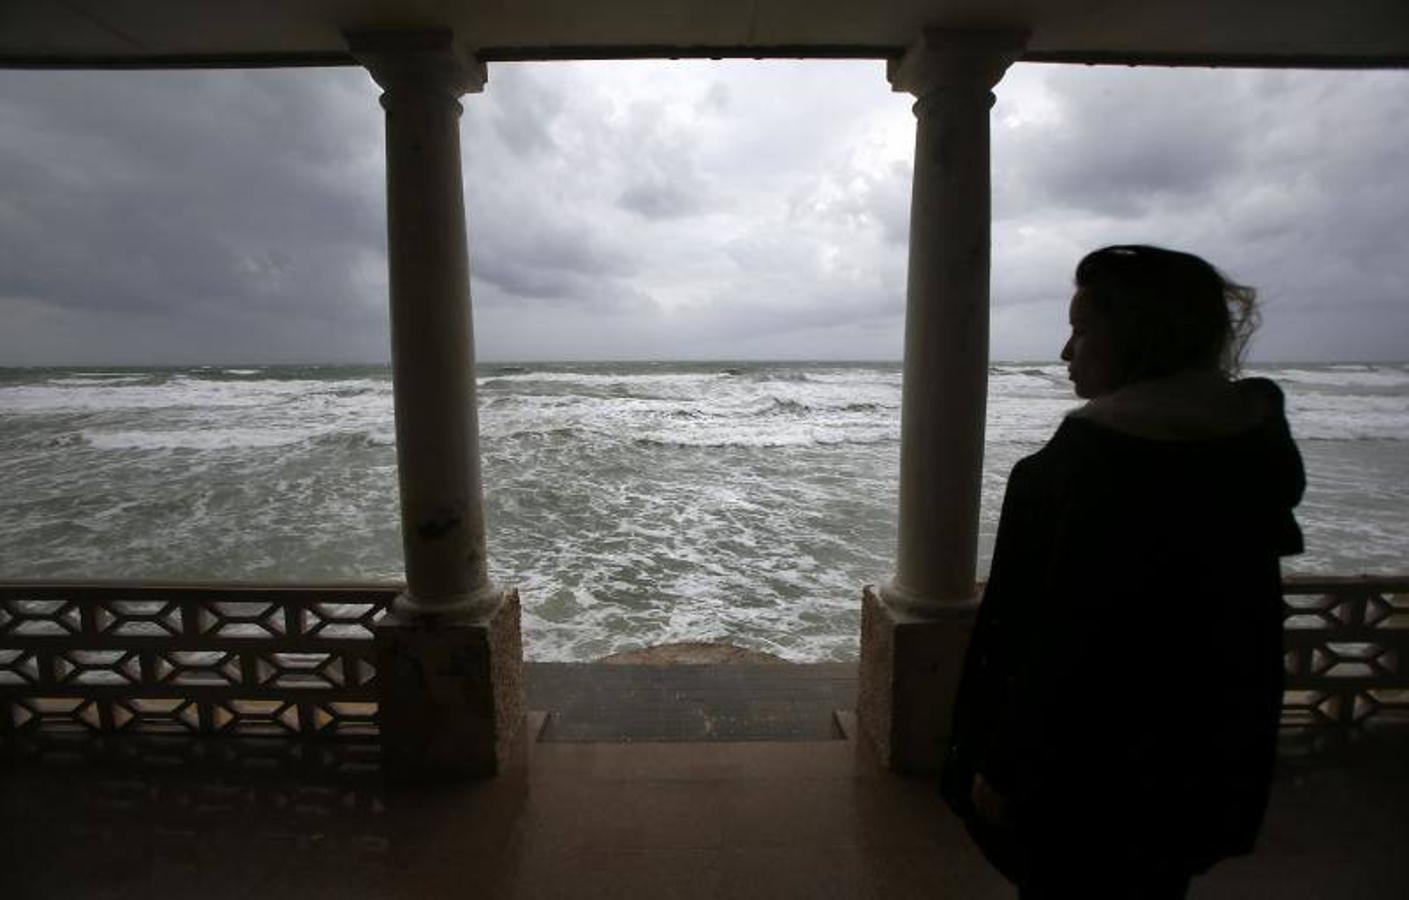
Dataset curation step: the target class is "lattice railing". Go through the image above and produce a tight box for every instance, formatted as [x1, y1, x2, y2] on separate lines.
[0, 583, 396, 750]
[1281, 576, 1409, 730]
[1, 577, 1406, 754]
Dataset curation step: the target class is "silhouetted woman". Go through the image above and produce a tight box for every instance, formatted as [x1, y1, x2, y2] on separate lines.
[941, 245, 1305, 898]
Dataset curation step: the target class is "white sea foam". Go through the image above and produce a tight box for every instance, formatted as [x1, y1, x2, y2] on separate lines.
[1284, 398, 1409, 441]
[634, 422, 898, 448]
[1, 379, 292, 413]
[3, 362, 1406, 663]
[1273, 365, 1409, 389]
[479, 374, 904, 448]
[63, 372, 149, 380]
[2, 374, 396, 415]
[82, 427, 320, 451]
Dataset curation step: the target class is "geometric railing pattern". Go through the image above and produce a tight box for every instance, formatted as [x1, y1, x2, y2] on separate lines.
[0, 583, 396, 746]
[1280, 576, 1409, 731]
[2, 576, 1406, 750]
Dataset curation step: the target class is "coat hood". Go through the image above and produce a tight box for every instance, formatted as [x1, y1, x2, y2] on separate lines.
[1066, 371, 1305, 554]
[1068, 371, 1284, 442]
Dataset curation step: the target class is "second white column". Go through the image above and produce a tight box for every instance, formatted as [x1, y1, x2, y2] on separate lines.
[883, 29, 1026, 615]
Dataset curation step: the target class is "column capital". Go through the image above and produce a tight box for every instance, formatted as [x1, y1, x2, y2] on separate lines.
[887, 28, 1028, 99]
[346, 29, 487, 100]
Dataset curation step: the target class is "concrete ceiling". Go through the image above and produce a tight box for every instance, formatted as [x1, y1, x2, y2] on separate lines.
[1, 0, 1406, 69]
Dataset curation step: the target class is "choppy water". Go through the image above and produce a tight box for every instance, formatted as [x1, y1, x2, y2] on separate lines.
[1, 361, 1405, 661]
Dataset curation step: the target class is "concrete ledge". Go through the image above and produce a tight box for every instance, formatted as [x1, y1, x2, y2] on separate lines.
[528, 661, 855, 742]
[596, 641, 789, 665]
[375, 589, 523, 778]
[856, 585, 976, 774]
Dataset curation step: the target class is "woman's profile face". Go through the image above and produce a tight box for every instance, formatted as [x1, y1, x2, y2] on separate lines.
[1061, 289, 1117, 399]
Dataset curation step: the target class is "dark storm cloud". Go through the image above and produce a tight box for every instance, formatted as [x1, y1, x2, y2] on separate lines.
[0, 67, 388, 363]
[1, 59, 1405, 365]
[1008, 68, 1242, 218]
[988, 65, 1409, 361]
[471, 215, 638, 303]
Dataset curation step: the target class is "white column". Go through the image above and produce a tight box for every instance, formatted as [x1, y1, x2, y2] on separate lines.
[882, 30, 1026, 615]
[350, 32, 498, 619]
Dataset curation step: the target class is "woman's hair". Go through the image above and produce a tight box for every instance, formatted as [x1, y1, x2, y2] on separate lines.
[1074, 244, 1258, 385]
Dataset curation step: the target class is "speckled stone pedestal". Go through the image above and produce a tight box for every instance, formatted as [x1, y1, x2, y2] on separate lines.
[857, 585, 977, 775]
[376, 589, 523, 778]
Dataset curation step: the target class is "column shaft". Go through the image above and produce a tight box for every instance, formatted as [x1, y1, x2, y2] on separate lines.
[350, 31, 522, 779]
[354, 34, 496, 617]
[859, 27, 1027, 773]
[883, 30, 1026, 615]
[890, 88, 993, 609]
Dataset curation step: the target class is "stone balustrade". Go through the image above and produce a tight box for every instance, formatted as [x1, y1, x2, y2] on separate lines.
[2, 576, 1404, 767]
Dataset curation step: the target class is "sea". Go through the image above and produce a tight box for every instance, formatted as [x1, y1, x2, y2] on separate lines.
[1, 362, 1405, 662]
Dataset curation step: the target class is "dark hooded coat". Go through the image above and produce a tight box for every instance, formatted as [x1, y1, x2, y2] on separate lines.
[940, 376, 1305, 885]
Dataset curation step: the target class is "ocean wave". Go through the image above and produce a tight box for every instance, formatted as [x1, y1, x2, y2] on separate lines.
[990, 363, 1066, 376]
[82, 427, 314, 451]
[757, 371, 812, 383]
[68, 371, 141, 377]
[1285, 393, 1409, 441]
[1298, 434, 1408, 443]
[0, 375, 391, 414]
[477, 370, 723, 387]
[321, 385, 381, 398]
[634, 425, 898, 448]
[503, 425, 595, 441]
[49, 374, 150, 386]
[759, 398, 810, 416]
[37, 432, 86, 449]
[747, 397, 894, 417]
[991, 371, 1067, 392]
[1272, 366, 1409, 389]
[5, 360, 1406, 664]
[308, 430, 395, 450]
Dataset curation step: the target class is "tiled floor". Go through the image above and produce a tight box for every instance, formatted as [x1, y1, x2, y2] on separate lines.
[4, 718, 1408, 898]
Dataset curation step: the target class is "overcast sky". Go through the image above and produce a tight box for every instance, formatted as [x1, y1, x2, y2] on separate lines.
[1, 59, 1406, 365]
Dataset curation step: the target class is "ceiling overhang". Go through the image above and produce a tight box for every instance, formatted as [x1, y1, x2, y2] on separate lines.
[2, 0, 1407, 70]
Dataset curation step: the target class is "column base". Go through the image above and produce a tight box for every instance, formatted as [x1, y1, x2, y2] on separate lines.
[856, 584, 977, 775]
[375, 588, 524, 779]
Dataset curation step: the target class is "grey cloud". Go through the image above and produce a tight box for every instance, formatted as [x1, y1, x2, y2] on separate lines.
[611, 109, 714, 220]
[487, 66, 565, 157]
[988, 65, 1409, 363]
[618, 177, 704, 220]
[700, 81, 731, 113]
[0, 67, 388, 364]
[470, 216, 638, 303]
[1, 60, 1405, 366]
[473, 262, 610, 304]
[872, 162, 912, 246]
[787, 159, 912, 246]
[997, 67, 1245, 219]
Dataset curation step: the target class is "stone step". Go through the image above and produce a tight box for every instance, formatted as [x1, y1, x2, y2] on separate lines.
[526, 662, 858, 742]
